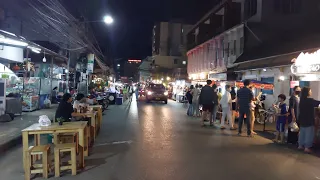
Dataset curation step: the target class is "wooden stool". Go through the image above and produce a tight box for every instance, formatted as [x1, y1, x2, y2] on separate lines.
[57, 133, 79, 153]
[54, 143, 79, 177]
[24, 145, 50, 180]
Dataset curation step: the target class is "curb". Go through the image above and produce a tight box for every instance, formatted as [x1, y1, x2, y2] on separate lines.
[0, 135, 23, 153]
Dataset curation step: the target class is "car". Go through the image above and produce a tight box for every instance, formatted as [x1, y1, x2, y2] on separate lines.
[145, 83, 168, 104]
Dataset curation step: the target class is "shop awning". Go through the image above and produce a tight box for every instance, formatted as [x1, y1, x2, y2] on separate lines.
[233, 48, 320, 71]
[214, 80, 274, 90]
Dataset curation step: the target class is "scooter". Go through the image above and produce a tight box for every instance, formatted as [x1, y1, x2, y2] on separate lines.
[254, 95, 267, 124]
[88, 93, 109, 112]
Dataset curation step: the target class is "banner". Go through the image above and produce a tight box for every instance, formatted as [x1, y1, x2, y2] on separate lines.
[87, 54, 95, 73]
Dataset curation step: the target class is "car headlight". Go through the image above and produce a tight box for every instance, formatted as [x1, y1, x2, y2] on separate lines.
[147, 91, 153, 95]
[164, 91, 168, 96]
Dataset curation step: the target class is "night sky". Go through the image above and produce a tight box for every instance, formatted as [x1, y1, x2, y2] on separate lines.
[65, 0, 215, 63]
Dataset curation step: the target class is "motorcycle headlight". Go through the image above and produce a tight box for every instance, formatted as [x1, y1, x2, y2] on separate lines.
[147, 91, 153, 95]
[164, 91, 168, 96]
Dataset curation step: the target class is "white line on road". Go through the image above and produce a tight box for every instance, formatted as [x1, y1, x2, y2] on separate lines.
[94, 140, 133, 147]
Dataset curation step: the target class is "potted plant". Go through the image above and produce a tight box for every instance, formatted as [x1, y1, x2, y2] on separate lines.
[56, 117, 64, 126]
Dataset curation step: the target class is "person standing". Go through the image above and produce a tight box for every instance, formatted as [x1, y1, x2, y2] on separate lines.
[191, 85, 201, 117]
[273, 94, 288, 143]
[199, 80, 215, 127]
[220, 85, 233, 129]
[298, 87, 320, 153]
[186, 85, 194, 116]
[287, 86, 301, 144]
[211, 84, 219, 126]
[237, 79, 254, 137]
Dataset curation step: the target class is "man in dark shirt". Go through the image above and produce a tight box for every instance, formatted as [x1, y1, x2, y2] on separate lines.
[199, 80, 214, 126]
[211, 84, 219, 126]
[237, 79, 254, 137]
[55, 93, 83, 122]
[287, 86, 301, 144]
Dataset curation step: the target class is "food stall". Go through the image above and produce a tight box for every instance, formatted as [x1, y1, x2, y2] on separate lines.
[22, 77, 40, 111]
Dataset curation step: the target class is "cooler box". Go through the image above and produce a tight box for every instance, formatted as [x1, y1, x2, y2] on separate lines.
[116, 97, 123, 105]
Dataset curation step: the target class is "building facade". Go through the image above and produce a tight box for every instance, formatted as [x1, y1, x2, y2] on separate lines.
[187, 0, 320, 107]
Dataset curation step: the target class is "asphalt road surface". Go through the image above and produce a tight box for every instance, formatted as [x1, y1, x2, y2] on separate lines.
[1, 97, 320, 180]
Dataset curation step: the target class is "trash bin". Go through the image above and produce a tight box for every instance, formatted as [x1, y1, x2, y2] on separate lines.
[116, 97, 123, 105]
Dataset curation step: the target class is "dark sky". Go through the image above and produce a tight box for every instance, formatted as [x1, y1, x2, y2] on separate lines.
[65, 0, 215, 64]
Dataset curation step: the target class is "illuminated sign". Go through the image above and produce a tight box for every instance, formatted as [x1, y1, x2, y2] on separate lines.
[291, 49, 320, 74]
[128, 59, 141, 63]
[291, 64, 320, 74]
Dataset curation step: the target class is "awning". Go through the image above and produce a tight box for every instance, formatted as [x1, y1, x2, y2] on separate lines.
[233, 48, 320, 71]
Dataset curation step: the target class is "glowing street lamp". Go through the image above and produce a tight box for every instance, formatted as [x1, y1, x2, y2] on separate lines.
[103, 15, 114, 25]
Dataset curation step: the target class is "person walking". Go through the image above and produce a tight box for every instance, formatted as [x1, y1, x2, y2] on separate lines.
[237, 79, 254, 137]
[211, 84, 219, 126]
[199, 80, 215, 127]
[192, 84, 201, 117]
[298, 87, 320, 153]
[220, 85, 233, 129]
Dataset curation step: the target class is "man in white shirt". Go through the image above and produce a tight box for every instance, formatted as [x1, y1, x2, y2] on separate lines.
[220, 85, 233, 129]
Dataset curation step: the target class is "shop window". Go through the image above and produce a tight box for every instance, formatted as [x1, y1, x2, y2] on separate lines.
[244, 0, 258, 19]
[261, 77, 274, 95]
[274, 0, 301, 14]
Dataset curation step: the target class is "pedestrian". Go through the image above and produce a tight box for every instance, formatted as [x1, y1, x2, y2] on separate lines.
[220, 85, 234, 129]
[199, 80, 215, 127]
[237, 79, 254, 137]
[211, 84, 219, 126]
[287, 86, 301, 144]
[192, 84, 201, 117]
[273, 94, 288, 144]
[298, 87, 320, 153]
[186, 85, 194, 116]
[135, 84, 139, 101]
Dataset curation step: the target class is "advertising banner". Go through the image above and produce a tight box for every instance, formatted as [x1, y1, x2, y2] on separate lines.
[87, 54, 95, 73]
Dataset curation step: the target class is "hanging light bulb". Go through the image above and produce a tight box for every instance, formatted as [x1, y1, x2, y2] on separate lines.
[43, 51, 46, 62]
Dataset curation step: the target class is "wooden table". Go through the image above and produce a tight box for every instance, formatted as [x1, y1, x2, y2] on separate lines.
[22, 121, 88, 171]
[89, 105, 103, 132]
[73, 112, 97, 141]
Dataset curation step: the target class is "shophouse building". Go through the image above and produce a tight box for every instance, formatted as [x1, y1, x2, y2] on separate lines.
[187, 0, 320, 107]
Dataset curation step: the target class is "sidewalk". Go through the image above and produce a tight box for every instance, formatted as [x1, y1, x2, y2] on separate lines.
[0, 105, 57, 153]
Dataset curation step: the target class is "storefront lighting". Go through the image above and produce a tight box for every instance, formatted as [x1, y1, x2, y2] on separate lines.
[28, 46, 41, 54]
[279, 76, 285, 81]
[166, 77, 170, 81]
[0, 36, 28, 47]
[263, 69, 267, 72]
[161, 78, 164, 81]
[199, 73, 206, 79]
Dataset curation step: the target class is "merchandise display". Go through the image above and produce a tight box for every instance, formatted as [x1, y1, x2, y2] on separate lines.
[22, 77, 40, 111]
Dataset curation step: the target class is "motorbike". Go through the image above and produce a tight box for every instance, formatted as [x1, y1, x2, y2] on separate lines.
[254, 94, 267, 124]
[88, 93, 109, 112]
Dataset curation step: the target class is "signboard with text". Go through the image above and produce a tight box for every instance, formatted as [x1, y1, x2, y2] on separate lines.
[291, 64, 320, 74]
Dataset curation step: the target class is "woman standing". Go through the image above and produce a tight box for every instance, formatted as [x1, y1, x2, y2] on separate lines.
[186, 85, 194, 116]
[298, 87, 320, 153]
[192, 85, 201, 117]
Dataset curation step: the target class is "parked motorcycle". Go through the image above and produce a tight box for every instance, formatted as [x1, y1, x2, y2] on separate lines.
[254, 94, 267, 124]
[88, 93, 109, 112]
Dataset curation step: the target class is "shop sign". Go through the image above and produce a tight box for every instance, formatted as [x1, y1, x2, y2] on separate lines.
[291, 64, 320, 74]
[290, 81, 299, 88]
[87, 54, 95, 73]
[208, 73, 227, 81]
[291, 50, 320, 74]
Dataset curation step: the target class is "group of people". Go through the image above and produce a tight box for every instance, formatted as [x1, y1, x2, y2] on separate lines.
[186, 79, 320, 153]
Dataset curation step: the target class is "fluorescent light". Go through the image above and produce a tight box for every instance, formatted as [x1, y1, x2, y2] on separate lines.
[0, 30, 17, 37]
[0, 36, 28, 47]
[31, 49, 40, 54]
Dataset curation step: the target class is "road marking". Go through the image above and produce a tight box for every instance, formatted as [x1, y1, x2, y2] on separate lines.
[94, 140, 133, 147]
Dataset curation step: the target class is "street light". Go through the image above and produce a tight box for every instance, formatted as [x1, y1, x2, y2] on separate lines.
[117, 64, 120, 67]
[103, 15, 114, 25]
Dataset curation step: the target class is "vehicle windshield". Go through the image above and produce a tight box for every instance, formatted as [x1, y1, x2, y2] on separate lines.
[149, 84, 165, 90]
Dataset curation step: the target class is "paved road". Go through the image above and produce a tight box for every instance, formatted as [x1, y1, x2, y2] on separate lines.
[1, 98, 320, 180]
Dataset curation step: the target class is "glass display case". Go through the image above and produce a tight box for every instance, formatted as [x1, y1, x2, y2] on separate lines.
[40, 78, 51, 95]
[5, 76, 23, 96]
[22, 77, 40, 111]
